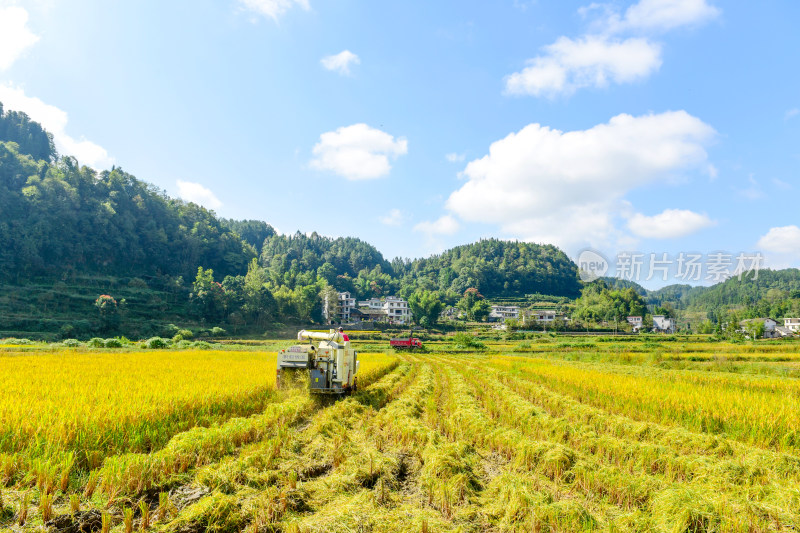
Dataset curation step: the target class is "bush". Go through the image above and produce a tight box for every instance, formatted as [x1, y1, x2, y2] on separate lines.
[210, 327, 227, 337]
[104, 338, 123, 348]
[87, 337, 105, 348]
[160, 324, 180, 338]
[62, 339, 82, 348]
[177, 329, 193, 340]
[59, 324, 75, 339]
[192, 341, 212, 350]
[452, 332, 486, 350]
[127, 277, 148, 289]
[0, 338, 35, 345]
[144, 337, 170, 349]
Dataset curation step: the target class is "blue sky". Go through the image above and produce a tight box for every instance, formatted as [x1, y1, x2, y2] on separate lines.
[1, 0, 798, 287]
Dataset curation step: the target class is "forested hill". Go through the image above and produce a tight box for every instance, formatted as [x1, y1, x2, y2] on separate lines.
[395, 239, 582, 299]
[0, 106, 582, 303]
[0, 117, 256, 282]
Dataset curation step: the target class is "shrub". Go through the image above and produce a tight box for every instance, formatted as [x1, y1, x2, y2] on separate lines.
[62, 339, 82, 348]
[87, 338, 105, 348]
[144, 337, 170, 349]
[177, 329, 193, 340]
[104, 338, 123, 348]
[452, 332, 486, 350]
[210, 327, 227, 337]
[127, 278, 148, 289]
[59, 324, 75, 339]
[192, 341, 212, 350]
[160, 324, 180, 338]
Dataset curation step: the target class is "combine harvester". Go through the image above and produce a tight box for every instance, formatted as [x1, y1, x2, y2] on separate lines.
[277, 329, 359, 395]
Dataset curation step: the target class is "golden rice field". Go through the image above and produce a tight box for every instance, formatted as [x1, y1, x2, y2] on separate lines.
[1, 338, 799, 532]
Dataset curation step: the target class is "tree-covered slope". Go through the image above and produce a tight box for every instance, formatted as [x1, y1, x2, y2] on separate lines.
[0, 103, 55, 162]
[396, 239, 581, 299]
[0, 138, 255, 282]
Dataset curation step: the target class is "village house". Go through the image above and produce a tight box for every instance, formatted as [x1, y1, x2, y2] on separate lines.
[652, 315, 675, 333]
[489, 305, 520, 321]
[626, 316, 643, 332]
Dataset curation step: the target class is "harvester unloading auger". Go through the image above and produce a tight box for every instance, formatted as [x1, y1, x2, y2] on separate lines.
[277, 329, 359, 395]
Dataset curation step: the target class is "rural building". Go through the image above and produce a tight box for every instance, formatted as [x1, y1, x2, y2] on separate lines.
[740, 318, 778, 338]
[627, 316, 643, 332]
[383, 296, 410, 325]
[489, 305, 520, 321]
[785, 318, 800, 332]
[652, 315, 675, 333]
[353, 296, 411, 325]
[358, 298, 383, 310]
[338, 292, 356, 322]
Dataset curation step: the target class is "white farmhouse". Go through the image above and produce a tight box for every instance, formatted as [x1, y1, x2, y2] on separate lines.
[652, 315, 675, 333]
[490, 305, 520, 321]
[785, 318, 800, 332]
[383, 296, 411, 325]
[627, 316, 643, 332]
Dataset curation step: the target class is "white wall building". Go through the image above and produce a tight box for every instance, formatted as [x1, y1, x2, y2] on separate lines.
[627, 316, 643, 332]
[338, 292, 356, 322]
[785, 318, 800, 332]
[490, 305, 520, 321]
[358, 298, 383, 310]
[652, 315, 675, 333]
[383, 296, 410, 325]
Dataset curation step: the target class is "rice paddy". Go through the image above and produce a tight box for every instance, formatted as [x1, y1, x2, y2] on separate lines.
[1, 337, 799, 531]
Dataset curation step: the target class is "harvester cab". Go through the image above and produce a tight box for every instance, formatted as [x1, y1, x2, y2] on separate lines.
[277, 329, 359, 395]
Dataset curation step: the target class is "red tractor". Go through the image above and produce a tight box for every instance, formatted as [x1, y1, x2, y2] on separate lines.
[390, 337, 423, 351]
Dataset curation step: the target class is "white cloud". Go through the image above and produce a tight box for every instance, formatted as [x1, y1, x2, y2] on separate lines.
[0, 5, 39, 71]
[445, 111, 715, 251]
[310, 123, 408, 180]
[321, 50, 360, 75]
[772, 178, 792, 191]
[613, 0, 720, 33]
[628, 209, 714, 239]
[507, 0, 718, 97]
[379, 208, 405, 227]
[756, 225, 800, 269]
[176, 180, 222, 209]
[505, 36, 662, 97]
[0, 84, 113, 168]
[785, 108, 799, 121]
[445, 152, 466, 163]
[237, 0, 310, 20]
[413, 215, 460, 236]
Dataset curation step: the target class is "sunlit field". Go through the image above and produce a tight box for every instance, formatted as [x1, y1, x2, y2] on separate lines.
[1, 337, 798, 532]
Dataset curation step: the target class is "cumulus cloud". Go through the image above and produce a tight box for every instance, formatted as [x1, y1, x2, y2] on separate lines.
[0, 5, 39, 71]
[505, 36, 661, 97]
[445, 111, 715, 250]
[0, 84, 113, 168]
[611, 0, 720, 33]
[237, 0, 309, 21]
[507, 0, 719, 97]
[757, 226, 800, 255]
[413, 215, 460, 236]
[321, 50, 360, 75]
[176, 180, 222, 209]
[627, 209, 715, 239]
[379, 208, 405, 227]
[310, 123, 408, 180]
